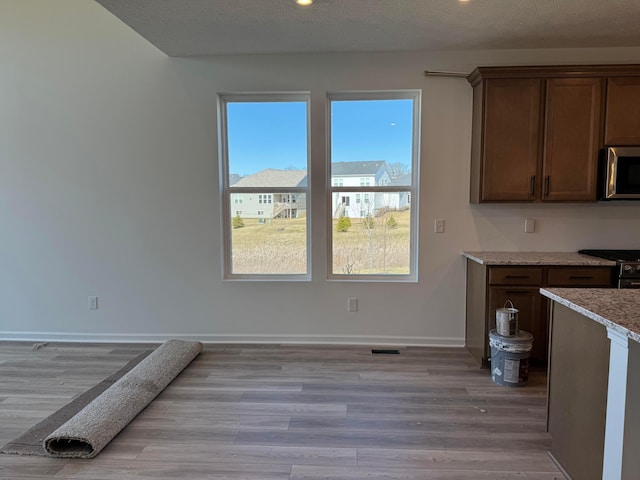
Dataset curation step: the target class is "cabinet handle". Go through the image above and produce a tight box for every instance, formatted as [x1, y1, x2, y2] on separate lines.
[544, 176, 550, 197]
[530, 176, 536, 197]
[505, 275, 529, 279]
[569, 276, 595, 280]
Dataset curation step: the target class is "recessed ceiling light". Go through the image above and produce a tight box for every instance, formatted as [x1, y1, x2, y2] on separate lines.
[295, 0, 314, 5]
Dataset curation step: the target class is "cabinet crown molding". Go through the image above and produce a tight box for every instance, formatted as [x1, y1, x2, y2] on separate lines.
[467, 64, 640, 86]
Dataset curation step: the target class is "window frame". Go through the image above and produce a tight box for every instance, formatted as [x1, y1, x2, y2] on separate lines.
[218, 92, 312, 281]
[326, 90, 421, 282]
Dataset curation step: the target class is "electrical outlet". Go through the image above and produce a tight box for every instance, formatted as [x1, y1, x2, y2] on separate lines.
[434, 218, 445, 233]
[88, 296, 98, 310]
[348, 297, 358, 312]
[524, 218, 535, 233]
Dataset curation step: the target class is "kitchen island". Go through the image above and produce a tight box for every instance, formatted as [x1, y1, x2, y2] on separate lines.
[541, 288, 640, 480]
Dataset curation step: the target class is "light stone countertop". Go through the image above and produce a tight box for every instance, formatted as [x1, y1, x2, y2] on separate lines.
[461, 251, 617, 266]
[541, 288, 640, 343]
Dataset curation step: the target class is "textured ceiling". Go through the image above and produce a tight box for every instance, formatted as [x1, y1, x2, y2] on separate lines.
[95, 0, 640, 57]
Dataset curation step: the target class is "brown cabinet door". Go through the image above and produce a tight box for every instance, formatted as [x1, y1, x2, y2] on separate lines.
[488, 287, 546, 364]
[542, 78, 602, 201]
[480, 79, 543, 201]
[604, 77, 640, 145]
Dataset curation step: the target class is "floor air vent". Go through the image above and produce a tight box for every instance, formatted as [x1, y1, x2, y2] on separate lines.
[371, 349, 400, 355]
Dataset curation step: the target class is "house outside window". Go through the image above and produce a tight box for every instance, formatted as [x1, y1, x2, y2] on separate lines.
[328, 91, 420, 280]
[219, 93, 310, 279]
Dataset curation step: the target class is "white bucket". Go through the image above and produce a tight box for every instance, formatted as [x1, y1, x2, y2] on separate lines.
[496, 300, 519, 336]
[489, 329, 533, 387]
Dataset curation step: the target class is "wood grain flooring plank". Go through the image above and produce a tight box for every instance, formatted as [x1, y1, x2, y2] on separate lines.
[153, 391, 243, 402]
[290, 464, 530, 479]
[137, 443, 357, 466]
[524, 474, 568, 480]
[0, 456, 67, 478]
[96, 440, 147, 460]
[54, 459, 291, 479]
[112, 425, 239, 445]
[234, 429, 449, 449]
[159, 401, 347, 417]
[357, 448, 560, 471]
[441, 432, 552, 452]
[132, 411, 291, 430]
[206, 372, 362, 384]
[168, 379, 304, 392]
[301, 382, 467, 395]
[288, 416, 546, 434]
[346, 403, 538, 419]
[240, 391, 547, 408]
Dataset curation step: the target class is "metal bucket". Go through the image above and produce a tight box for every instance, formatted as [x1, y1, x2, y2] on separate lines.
[496, 300, 519, 336]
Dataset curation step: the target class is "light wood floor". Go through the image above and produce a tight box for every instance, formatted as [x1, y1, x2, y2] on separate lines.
[0, 342, 566, 479]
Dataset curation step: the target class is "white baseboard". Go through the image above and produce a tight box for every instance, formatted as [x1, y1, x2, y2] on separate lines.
[0, 331, 464, 347]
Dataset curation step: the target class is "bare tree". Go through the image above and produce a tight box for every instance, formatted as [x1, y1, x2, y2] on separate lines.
[388, 162, 410, 179]
[361, 211, 376, 272]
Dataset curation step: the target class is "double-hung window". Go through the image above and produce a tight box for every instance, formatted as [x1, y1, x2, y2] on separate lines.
[218, 93, 311, 279]
[328, 91, 420, 280]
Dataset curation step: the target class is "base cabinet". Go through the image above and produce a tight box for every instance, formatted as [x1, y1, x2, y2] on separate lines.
[464, 259, 614, 367]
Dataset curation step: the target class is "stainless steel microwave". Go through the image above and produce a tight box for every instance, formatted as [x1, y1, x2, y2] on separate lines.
[601, 146, 640, 199]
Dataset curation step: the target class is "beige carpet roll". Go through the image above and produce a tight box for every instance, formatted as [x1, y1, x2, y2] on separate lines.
[44, 339, 203, 458]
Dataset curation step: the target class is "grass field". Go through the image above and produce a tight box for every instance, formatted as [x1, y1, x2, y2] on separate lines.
[231, 209, 411, 275]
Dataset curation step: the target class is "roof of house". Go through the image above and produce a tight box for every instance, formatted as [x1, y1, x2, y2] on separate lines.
[332, 161, 387, 176]
[232, 169, 307, 188]
[229, 173, 242, 186]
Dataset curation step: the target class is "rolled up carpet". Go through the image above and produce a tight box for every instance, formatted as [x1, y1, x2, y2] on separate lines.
[43, 339, 203, 458]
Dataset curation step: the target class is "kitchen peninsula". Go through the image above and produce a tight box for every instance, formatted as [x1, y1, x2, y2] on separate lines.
[541, 288, 640, 480]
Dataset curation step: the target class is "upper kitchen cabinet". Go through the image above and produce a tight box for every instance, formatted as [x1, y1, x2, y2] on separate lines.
[604, 77, 640, 145]
[470, 78, 543, 202]
[468, 66, 603, 203]
[542, 78, 602, 201]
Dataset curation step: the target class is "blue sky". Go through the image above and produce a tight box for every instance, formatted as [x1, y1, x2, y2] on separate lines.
[226, 99, 413, 177]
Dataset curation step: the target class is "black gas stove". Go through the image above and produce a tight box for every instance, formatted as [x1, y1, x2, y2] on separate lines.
[579, 249, 640, 289]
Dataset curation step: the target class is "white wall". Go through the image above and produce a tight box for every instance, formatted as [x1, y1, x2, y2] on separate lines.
[2, 0, 640, 344]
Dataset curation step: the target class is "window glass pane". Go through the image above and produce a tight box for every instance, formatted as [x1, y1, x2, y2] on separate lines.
[331, 99, 413, 186]
[222, 97, 309, 278]
[231, 192, 307, 274]
[332, 194, 411, 275]
[227, 102, 308, 187]
[329, 94, 416, 278]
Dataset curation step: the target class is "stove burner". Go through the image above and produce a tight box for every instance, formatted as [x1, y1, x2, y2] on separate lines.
[579, 249, 640, 262]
